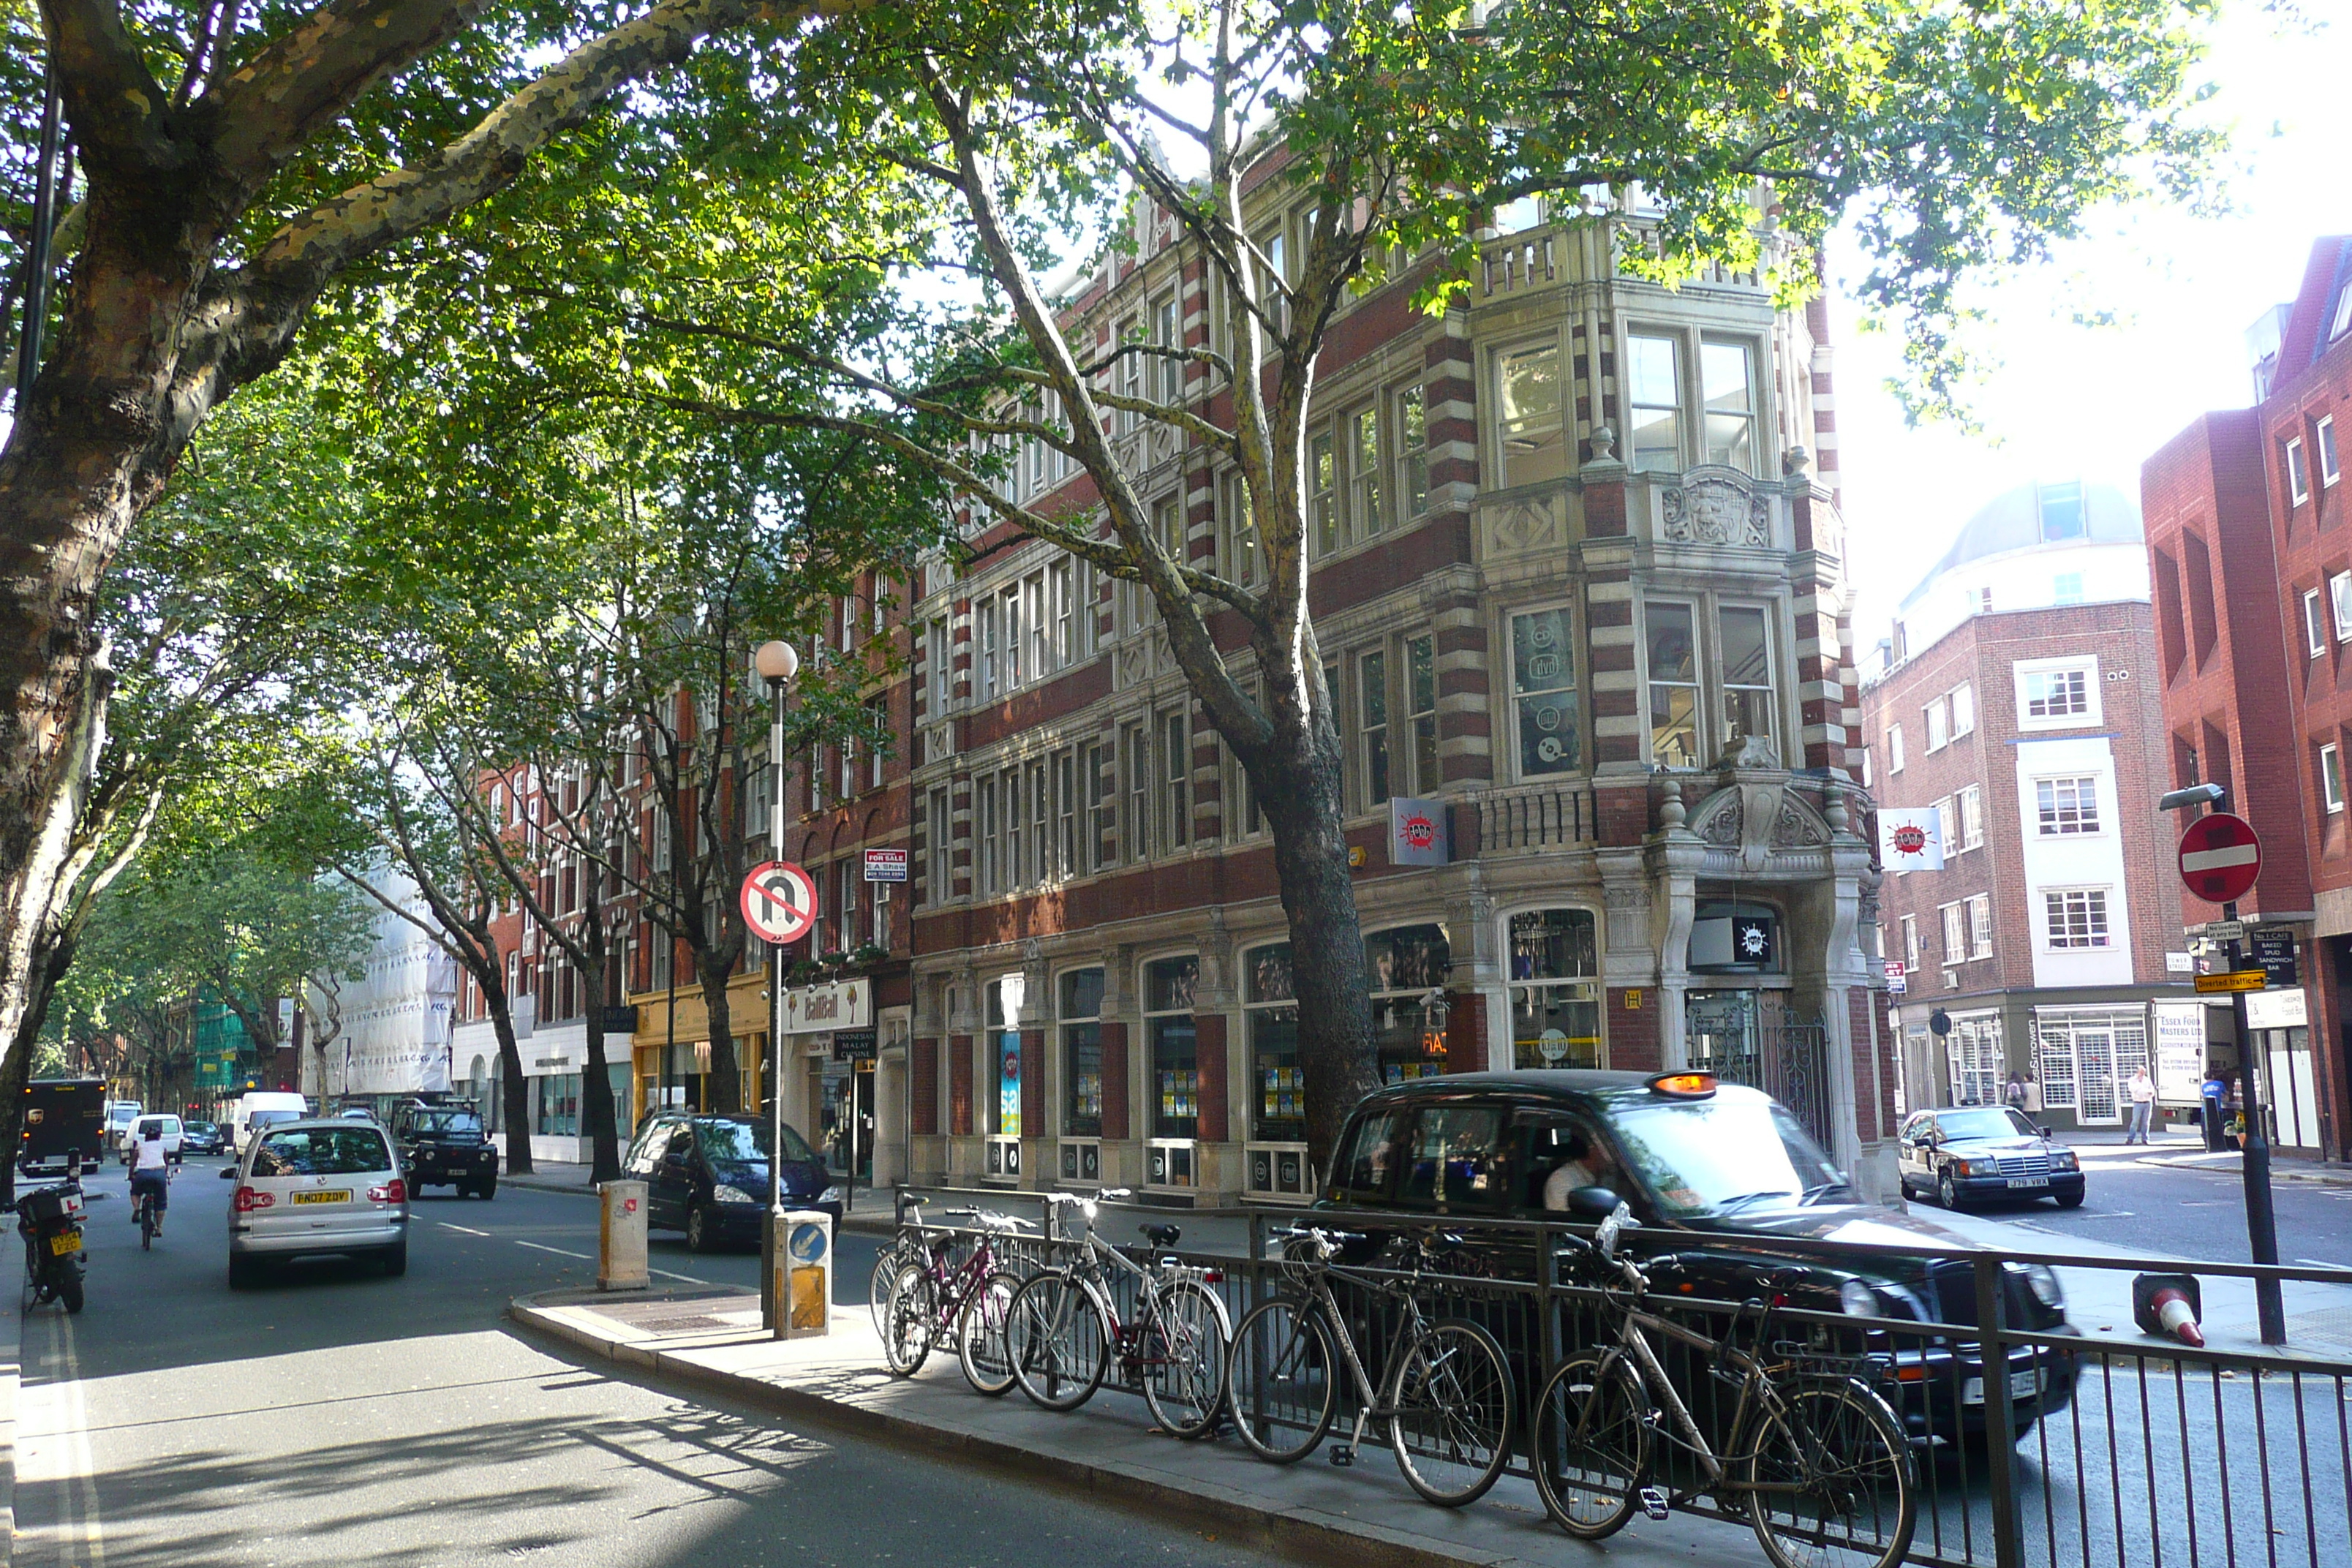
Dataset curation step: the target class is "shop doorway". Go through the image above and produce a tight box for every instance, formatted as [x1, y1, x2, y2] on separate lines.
[820, 1060, 875, 1184]
[1686, 990, 1831, 1150]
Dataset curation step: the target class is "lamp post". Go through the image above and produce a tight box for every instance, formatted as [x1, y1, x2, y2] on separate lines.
[753, 640, 800, 1332]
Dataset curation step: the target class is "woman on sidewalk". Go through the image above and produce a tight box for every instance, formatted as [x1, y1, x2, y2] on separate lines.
[2125, 1065, 2157, 1145]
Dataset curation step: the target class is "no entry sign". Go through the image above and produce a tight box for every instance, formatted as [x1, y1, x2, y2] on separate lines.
[2177, 813, 2261, 905]
[739, 860, 819, 944]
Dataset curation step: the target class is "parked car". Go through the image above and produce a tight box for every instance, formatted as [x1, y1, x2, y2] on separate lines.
[223, 1117, 409, 1287]
[391, 1102, 497, 1198]
[1896, 1105, 2086, 1210]
[1317, 1069, 2081, 1450]
[620, 1113, 841, 1251]
[118, 1113, 184, 1165]
[179, 1120, 227, 1156]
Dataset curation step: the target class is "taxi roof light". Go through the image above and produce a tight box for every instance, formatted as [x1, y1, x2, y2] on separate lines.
[1646, 1071, 1719, 1098]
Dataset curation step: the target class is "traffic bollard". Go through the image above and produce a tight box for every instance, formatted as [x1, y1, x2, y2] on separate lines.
[770, 1207, 832, 1339]
[598, 1180, 649, 1291]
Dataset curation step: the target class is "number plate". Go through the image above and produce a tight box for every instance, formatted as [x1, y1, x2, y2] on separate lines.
[1963, 1368, 2047, 1405]
[293, 1190, 350, 1205]
[48, 1231, 80, 1256]
[2005, 1177, 2049, 1189]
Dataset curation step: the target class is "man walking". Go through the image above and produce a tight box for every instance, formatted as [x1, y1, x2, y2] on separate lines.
[2125, 1063, 2157, 1145]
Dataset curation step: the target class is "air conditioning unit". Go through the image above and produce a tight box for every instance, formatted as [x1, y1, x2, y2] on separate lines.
[1942, 971, 1960, 990]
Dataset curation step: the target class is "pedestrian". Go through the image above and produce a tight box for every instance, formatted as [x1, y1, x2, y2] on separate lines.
[2200, 1071, 2228, 1151]
[2125, 1063, 2156, 1145]
[2004, 1073, 2027, 1114]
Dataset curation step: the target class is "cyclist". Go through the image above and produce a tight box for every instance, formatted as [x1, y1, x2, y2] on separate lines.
[129, 1123, 170, 1237]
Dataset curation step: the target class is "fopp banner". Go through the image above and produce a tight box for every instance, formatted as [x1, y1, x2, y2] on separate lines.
[1879, 807, 1945, 872]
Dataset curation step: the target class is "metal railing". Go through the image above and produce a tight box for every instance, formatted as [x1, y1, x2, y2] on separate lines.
[885, 1187, 2352, 1568]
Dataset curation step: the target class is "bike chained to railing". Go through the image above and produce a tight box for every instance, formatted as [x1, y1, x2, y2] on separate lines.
[873, 1186, 2352, 1568]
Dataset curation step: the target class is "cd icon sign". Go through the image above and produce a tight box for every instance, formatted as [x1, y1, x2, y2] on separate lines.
[1537, 736, 1563, 763]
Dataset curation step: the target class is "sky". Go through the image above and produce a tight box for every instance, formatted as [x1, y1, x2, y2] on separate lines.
[1828, 1, 2352, 641]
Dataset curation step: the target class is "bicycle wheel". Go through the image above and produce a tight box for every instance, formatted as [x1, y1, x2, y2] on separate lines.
[880, 1262, 937, 1376]
[1006, 1273, 1109, 1411]
[1139, 1278, 1231, 1440]
[868, 1239, 922, 1338]
[1224, 1296, 1338, 1463]
[1389, 1318, 1515, 1507]
[140, 1202, 153, 1250]
[1531, 1352, 1651, 1539]
[956, 1268, 1025, 1397]
[1741, 1377, 1917, 1568]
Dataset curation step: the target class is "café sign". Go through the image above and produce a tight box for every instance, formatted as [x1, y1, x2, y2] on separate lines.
[783, 976, 872, 1035]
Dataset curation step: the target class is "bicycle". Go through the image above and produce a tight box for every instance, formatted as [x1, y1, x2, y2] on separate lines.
[1225, 1224, 1515, 1507]
[1531, 1204, 1916, 1568]
[132, 1164, 172, 1250]
[877, 1206, 1037, 1395]
[1001, 1189, 1230, 1439]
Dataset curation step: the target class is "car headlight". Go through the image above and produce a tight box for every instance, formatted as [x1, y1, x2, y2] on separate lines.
[819, 1185, 847, 1206]
[711, 1184, 756, 1205]
[2022, 1263, 2065, 1309]
[2051, 1150, 2078, 1171]
[1948, 1158, 1974, 1177]
[1839, 1279, 1880, 1317]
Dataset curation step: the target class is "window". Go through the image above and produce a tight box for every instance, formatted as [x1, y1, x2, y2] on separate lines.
[2333, 284, 2352, 344]
[1901, 913, 1921, 969]
[1152, 493, 1183, 573]
[1717, 606, 1774, 749]
[1221, 471, 1258, 586]
[1949, 682, 1975, 738]
[1646, 601, 1700, 767]
[978, 595, 1000, 699]
[1511, 608, 1579, 777]
[1311, 431, 1338, 554]
[1889, 723, 1905, 773]
[1924, 698, 1949, 752]
[2321, 416, 2341, 486]
[1155, 294, 1182, 404]
[2035, 776, 2100, 835]
[1967, 894, 1993, 959]
[1367, 924, 1451, 1083]
[1060, 968, 1105, 1137]
[1050, 561, 1076, 667]
[1124, 722, 1150, 861]
[1957, 785, 1984, 850]
[2323, 743, 2345, 815]
[1116, 314, 1143, 432]
[1700, 340, 1756, 472]
[976, 774, 998, 892]
[1496, 342, 1566, 488]
[983, 978, 1022, 1137]
[1028, 757, 1049, 883]
[1359, 649, 1390, 805]
[1508, 909, 1602, 1068]
[1088, 740, 1115, 870]
[1025, 571, 1049, 681]
[1244, 944, 1303, 1142]
[1001, 582, 1025, 687]
[1398, 386, 1431, 520]
[1406, 635, 1439, 794]
[927, 787, 951, 897]
[1159, 711, 1189, 850]
[1002, 765, 1024, 888]
[2038, 481, 2087, 542]
[1861, 747, 1872, 788]
[1349, 404, 1383, 538]
[927, 617, 951, 715]
[1934, 796, 1957, 856]
[2333, 573, 2352, 643]
[1626, 333, 1682, 473]
[1940, 902, 1967, 965]
[2022, 664, 2092, 721]
[1055, 749, 1079, 876]
[2045, 889, 2112, 949]
[868, 698, 888, 791]
[1145, 956, 1200, 1149]
[2288, 437, 2310, 506]
[2051, 573, 2084, 606]
[2307, 589, 2327, 657]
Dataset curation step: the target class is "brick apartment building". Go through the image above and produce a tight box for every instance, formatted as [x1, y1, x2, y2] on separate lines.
[894, 189, 1898, 1207]
[1860, 481, 2187, 1131]
[2139, 234, 2352, 1162]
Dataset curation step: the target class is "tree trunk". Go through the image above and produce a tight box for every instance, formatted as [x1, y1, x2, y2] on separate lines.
[1257, 742, 1380, 1180]
[578, 941, 622, 1182]
[698, 952, 742, 1115]
[0, 929, 76, 1206]
[486, 988, 535, 1176]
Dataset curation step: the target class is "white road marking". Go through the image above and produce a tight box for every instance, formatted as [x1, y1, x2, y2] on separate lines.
[515, 1241, 592, 1259]
[18, 1308, 107, 1567]
[650, 1267, 713, 1284]
[2295, 1258, 2352, 1269]
[437, 1222, 491, 1236]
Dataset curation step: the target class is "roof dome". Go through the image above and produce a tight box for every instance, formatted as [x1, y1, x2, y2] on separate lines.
[1897, 480, 2142, 611]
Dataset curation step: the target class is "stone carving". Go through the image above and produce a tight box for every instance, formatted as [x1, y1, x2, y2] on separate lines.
[1489, 497, 1558, 554]
[1656, 790, 1686, 830]
[1709, 731, 1782, 772]
[1660, 470, 1772, 547]
[1772, 798, 1829, 848]
[1695, 795, 1742, 845]
[1782, 445, 1812, 478]
[1587, 424, 1618, 464]
[1602, 883, 1650, 911]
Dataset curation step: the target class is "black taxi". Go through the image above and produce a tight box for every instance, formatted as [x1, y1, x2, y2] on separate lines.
[1316, 1068, 2081, 1448]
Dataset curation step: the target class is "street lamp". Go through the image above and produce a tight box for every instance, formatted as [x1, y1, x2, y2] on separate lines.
[755, 640, 799, 1332]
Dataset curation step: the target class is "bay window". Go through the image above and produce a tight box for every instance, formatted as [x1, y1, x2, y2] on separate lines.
[1701, 339, 1757, 472]
[1626, 333, 1683, 472]
[1496, 342, 1566, 488]
[1511, 607, 1580, 777]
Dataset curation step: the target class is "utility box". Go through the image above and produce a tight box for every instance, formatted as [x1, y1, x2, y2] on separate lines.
[773, 1207, 832, 1339]
[598, 1180, 649, 1292]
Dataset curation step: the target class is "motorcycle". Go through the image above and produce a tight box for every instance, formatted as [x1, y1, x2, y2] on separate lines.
[10, 1163, 88, 1313]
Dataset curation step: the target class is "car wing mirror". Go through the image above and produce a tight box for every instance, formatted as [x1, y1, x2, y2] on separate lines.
[1566, 1184, 1620, 1219]
[218, 1166, 238, 1179]
[2039, 1126, 2055, 1140]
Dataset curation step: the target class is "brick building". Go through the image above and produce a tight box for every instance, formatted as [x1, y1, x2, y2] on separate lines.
[2139, 234, 2352, 1161]
[896, 190, 1897, 1207]
[1859, 481, 2187, 1131]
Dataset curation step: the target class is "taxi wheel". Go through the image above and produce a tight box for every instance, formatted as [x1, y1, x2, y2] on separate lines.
[1937, 1169, 1964, 1210]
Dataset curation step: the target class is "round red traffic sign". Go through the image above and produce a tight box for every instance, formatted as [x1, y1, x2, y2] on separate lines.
[2177, 813, 2262, 904]
[739, 860, 819, 944]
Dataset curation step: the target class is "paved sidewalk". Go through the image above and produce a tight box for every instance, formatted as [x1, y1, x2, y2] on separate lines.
[513, 1287, 1762, 1568]
[2057, 1127, 2352, 1185]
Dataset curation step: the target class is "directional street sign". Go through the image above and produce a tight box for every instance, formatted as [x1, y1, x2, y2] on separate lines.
[2193, 970, 2268, 995]
[2176, 813, 2262, 905]
[739, 860, 818, 945]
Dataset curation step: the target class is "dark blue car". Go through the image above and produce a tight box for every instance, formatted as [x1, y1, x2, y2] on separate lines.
[622, 1113, 841, 1252]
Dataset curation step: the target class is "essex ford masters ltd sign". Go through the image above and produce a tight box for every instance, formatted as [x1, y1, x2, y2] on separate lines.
[783, 977, 872, 1036]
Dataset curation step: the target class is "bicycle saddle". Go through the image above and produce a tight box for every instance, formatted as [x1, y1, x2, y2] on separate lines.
[1139, 1222, 1181, 1248]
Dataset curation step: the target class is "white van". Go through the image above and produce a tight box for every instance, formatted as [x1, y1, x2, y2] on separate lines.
[119, 1113, 183, 1165]
[104, 1100, 143, 1144]
[228, 1092, 309, 1156]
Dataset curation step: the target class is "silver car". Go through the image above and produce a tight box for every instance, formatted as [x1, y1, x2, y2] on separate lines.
[225, 1118, 410, 1288]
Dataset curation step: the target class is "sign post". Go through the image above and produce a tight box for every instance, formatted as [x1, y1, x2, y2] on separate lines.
[743, 857, 818, 1331]
[2174, 810, 2284, 1345]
